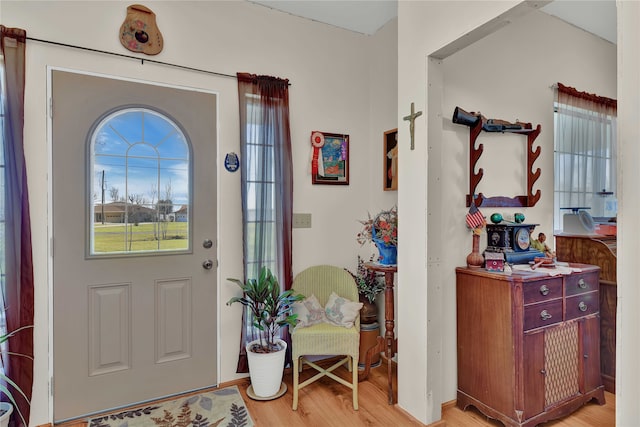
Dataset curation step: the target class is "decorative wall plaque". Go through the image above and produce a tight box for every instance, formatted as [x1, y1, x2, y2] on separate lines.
[119, 4, 164, 55]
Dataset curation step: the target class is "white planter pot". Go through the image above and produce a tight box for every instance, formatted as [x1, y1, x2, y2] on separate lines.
[0, 402, 13, 427]
[246, 338, 286, 398]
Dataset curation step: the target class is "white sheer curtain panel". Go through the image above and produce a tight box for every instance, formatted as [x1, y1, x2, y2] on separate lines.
[554, 83, 617, 230]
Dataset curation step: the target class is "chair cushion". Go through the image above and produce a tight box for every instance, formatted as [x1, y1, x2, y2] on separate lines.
[292, 294, 326, 328]
[291, 321, 359, 358]
[325, 291, 363, 328]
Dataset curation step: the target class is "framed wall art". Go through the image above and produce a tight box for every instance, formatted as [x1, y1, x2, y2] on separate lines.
[383, 128, 398, 191]
[310, 131, 349, 185]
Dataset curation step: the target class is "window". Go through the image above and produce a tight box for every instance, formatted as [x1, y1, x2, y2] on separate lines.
[89, 107, 191, 255]
[553, 86, 617, 232]
[235, 73, 292, 371]
[243, 99, 277, 279]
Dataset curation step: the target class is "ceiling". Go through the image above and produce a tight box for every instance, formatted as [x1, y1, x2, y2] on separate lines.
[249, 1, 616, 44]
[250, 0, 397, 35]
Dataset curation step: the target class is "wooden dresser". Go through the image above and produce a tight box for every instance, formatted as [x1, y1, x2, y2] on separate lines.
[456, 266, 605, 427]
[555, 233, 616, 393]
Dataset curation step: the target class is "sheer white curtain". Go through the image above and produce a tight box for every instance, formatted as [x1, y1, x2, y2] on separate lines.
[554, 83, 617, 231]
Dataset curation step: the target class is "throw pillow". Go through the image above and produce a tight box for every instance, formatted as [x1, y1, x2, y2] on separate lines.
[325, 291, 363, 328]
[292, 294, 326, 328]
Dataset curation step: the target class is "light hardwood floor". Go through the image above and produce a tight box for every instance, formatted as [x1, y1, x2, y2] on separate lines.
[442, 390, 615, 427]
[56, 358, 615, 427]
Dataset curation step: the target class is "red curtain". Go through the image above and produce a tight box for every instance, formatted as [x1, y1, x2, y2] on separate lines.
[235, 73, 293, 372]
[557, 82, 617, 111]
[1, 26, 34, 427]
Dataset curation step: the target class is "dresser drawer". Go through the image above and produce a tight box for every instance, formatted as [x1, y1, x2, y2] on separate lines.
[524, 299, 563, 331]
[523, 277, 562, 304]
[565, 272, 599, 297]
[566, 291, 599, 321]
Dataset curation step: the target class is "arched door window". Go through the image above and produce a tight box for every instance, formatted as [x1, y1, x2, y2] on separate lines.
[88, 107, 191, 256]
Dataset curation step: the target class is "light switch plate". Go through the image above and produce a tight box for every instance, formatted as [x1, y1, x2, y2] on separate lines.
[293, 213, 312, 228]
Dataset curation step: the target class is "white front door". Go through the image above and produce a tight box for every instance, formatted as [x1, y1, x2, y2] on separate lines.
[51, 70, 218, 420]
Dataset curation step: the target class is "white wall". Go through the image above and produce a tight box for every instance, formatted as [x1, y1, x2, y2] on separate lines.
[397, 2, 521, 423]
[1, 1, 397, 424]
[365, 17, 399, 330]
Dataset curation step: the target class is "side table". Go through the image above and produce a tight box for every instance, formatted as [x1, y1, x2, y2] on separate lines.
[359, 262, 397, 404]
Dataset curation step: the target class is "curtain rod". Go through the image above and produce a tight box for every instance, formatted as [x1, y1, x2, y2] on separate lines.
[26, 36, 244, 82]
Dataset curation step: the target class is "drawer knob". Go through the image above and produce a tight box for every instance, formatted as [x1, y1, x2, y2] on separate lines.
[539, 284, 550, 296]
[579, 301, 588, 312]
[540, 310, 553, 320]
[578, 278, 587, 289]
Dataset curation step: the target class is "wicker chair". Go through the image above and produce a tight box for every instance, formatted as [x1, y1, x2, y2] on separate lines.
[291, 265, 360, 410]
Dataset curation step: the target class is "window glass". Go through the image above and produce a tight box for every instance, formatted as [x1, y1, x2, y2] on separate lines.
[243, 100, 276, 279]
[554, 103, 617, 231]
[89, 107, 190, 256]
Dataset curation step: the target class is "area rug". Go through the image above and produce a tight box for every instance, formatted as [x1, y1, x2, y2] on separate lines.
[88, 386, 254, 427]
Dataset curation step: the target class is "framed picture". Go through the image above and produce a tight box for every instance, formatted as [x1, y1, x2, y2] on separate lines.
[383, 128, 398, 191]
[310, 131, 349, 185]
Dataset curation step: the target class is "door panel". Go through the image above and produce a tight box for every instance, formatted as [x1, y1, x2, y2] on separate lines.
[88, 283, 131, 376]
[51, 70, 218, 420]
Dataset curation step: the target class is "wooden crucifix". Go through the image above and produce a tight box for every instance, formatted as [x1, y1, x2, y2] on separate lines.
[403, 102, 423, 150]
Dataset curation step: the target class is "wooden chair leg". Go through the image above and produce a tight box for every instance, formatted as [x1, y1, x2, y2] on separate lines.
[352, 356, 359, 410]
[292, 354, 358, 411]
[293, 356, 299, 410]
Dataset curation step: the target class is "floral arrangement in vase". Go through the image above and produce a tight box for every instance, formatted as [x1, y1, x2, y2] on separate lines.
[357, 206, 398, 265]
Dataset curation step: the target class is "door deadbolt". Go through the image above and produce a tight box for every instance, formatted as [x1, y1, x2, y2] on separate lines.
[203, 239, 213, 249]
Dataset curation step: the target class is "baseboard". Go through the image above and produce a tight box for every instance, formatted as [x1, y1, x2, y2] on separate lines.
[422, 399, 456, 427]
[217, 377, 250, 389]
[441, 398, 457, 411]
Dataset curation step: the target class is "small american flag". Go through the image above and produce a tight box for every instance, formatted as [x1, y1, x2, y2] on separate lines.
[466, 203, 485, 229]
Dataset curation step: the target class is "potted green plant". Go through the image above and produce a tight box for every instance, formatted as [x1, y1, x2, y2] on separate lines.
[227, 266, 304, 399]
[0, 323, 33, 427]
[347, 255, 385, 323]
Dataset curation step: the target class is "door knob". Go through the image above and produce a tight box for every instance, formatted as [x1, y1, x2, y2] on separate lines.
[202, 259, 214, 270]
